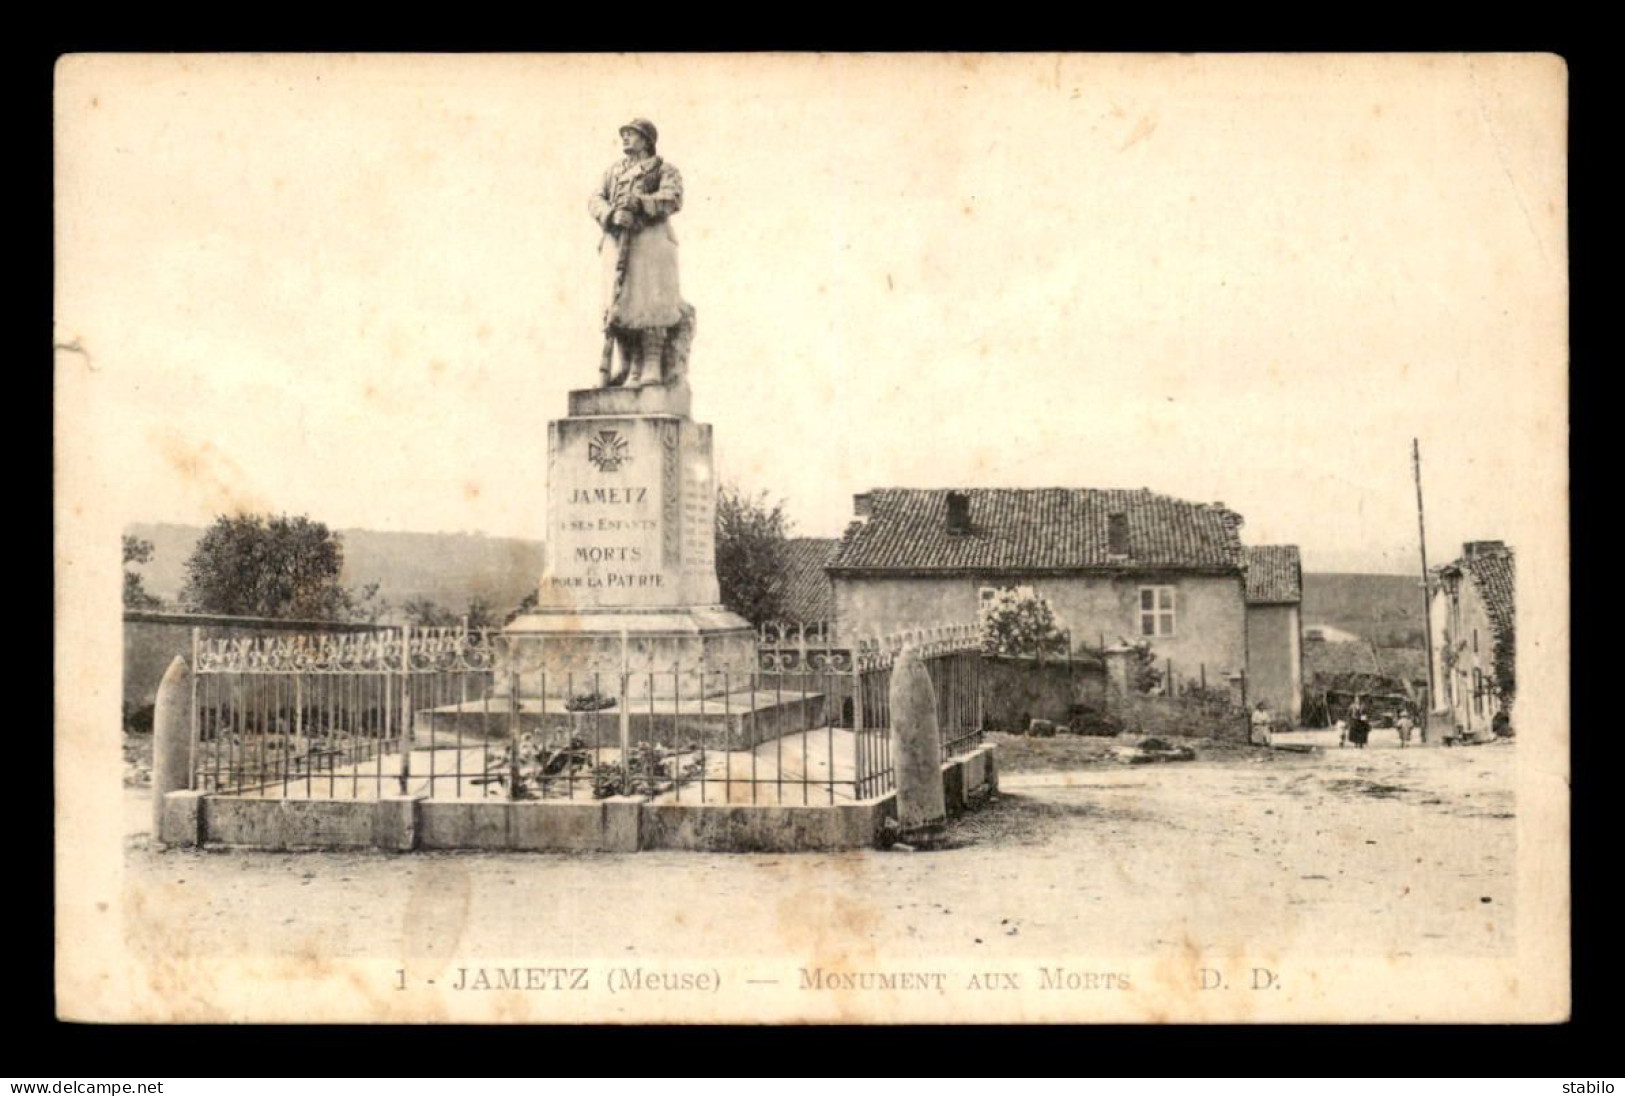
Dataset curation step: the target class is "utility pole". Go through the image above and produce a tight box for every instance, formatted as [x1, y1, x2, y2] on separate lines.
[1413, 439, 1438, 732]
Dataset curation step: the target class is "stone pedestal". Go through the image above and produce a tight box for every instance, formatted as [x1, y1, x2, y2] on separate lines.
[504, 383, 755, 699]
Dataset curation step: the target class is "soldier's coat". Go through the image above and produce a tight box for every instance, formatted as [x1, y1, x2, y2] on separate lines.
[589, 155, 686, 330]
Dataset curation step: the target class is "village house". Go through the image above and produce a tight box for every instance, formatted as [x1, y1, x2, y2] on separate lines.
[1243, 545, 1304, 723]
[1429, 540, 1516, 736]
[783, 488, 1302, 716]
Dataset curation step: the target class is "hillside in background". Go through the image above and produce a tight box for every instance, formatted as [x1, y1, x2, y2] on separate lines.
[126, 523, 546, 618]
[1301, 572, 1425, 647]
[124, 526, 1429, 648]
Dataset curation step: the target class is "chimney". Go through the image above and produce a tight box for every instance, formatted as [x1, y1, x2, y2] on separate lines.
[1107, 512, 1129, 556]
[1463, 540, 1505, 559]
[946, 491, 972, 535]
[852, 492, 873, 519]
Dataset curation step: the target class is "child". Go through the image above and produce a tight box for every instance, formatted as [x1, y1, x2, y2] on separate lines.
[1395, 710, 1415, 748]
[1250, 701, 1274, 747]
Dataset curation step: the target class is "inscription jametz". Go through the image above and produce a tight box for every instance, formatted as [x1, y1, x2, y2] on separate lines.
[570, 487, 649, 505]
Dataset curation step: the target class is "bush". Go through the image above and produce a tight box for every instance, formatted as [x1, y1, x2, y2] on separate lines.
[564, 691, 617, 712]
[981, 589, 1068, 658]
[1067, 702, 1123, 737]
[1128, 641, 1163, 695]
[123, 703, 155, 736]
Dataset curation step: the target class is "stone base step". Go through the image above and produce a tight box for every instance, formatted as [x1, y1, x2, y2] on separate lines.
[415, 690, 832, 750]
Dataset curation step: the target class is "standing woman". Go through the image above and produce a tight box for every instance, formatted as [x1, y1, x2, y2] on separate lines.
[1348, 696, 1371, 749]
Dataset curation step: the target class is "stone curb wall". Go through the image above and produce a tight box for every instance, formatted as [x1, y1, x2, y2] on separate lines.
[159, 745, 997, 853]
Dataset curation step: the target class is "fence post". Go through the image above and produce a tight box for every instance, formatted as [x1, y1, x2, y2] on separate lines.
[507, 668, 520, 802]
[188, 627, 201, 790]
[619, 627, 632, 793]
[974, 646, 985, 743]
[398, 624, 413, 794]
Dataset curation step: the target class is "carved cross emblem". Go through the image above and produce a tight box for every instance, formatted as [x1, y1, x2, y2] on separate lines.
[588, 430, 629, 472]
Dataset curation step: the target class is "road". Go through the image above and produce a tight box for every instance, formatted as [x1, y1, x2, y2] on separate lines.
[119, 736, 1514, 965]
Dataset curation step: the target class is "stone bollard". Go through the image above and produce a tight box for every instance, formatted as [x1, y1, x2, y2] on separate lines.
[151, 655, 194, 839]
[889, 645, 946, 834]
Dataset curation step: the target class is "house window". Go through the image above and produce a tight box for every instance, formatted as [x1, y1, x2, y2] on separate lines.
[1139, 586, 1176, 637]
[1473, 629, 1479, 653]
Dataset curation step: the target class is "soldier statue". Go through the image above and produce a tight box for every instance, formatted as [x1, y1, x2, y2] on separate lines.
[589, 118, 697, 388]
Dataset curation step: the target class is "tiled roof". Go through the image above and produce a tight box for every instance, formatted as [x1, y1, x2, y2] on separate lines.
[1305, 638, 1383, 679]
[1463, 547, 1516, 652]
[1304, 638, 1415, 697]
[1244, 545, 1302, 604]
[828, 488, 1245, 573]
[1372, 645, 1428, 684]
[772, 538, 837, 624]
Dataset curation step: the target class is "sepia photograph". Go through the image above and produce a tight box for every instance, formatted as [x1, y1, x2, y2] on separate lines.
[54, 52, 1569, 1024]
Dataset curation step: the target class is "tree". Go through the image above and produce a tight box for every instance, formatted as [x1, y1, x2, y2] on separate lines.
[122, 535, 163, 610]
[347, 582, 390, 624]
[464, 597, 498, 630]
[505, 590, 539, 625]
[714, 484, 791, 628]
[402, 595, 499, 629]
[401, 597, 460, 627]
[979, 587, 1068, 658]
[181, 514, 362, 620]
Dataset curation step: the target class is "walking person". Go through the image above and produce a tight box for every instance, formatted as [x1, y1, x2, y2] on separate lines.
[1348, 697, 1371, 750]
[1395, 709, 1416, 749]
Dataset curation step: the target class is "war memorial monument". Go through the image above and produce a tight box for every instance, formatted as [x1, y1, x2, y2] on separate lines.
[502, 118, 757, 697]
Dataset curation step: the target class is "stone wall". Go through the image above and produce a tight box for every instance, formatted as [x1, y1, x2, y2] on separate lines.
[162, 745, 999, 852]
[1438, 579, 1504, 735]
[979, 655, 1107, 732]
[1111, 693, 1249, 742]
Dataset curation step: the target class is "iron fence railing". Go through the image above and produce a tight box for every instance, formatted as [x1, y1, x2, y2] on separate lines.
[189, 622, 989, 806]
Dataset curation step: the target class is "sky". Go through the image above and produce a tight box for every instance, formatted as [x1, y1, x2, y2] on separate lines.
[57, 53, 1568, 574]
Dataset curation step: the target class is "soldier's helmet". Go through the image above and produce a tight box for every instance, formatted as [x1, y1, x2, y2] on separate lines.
[619, 118, 658, 151]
